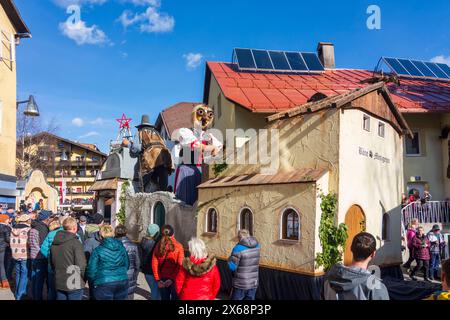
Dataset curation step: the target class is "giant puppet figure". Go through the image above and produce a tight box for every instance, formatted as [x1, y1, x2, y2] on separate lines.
[173, 104, 223, 205]
[123, 115, 174, 192]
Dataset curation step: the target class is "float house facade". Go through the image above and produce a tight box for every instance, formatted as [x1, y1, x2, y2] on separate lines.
[196, 82, 411, 299]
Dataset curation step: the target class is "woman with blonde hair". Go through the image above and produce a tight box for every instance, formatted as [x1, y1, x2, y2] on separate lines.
[175, 237, 221, 300]
[151, 224, 184, 300]
[86, 225, 129, 300]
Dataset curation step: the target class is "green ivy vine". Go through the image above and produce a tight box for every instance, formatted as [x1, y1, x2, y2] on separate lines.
[116, 180, 130, 225]
[315, 192, 348, 272]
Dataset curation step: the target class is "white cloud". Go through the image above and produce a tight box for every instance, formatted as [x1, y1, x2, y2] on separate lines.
[89, 117, 105, 125]
[430, 55, 450, 65]
[72, 117, 84, 127]
[59, 19, 110, 46]
[121, 0, 161, 6]
[183, 53, 203, 70]
[117, 6, 175, 33]
[53, 0, 107, 8]
[79, 131, 100, 139]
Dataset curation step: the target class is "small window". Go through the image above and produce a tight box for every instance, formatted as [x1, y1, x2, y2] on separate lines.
[378, 122, 385, 138]
[363, 115, 370, 131]
[406, 132, 420, 155]
[239, 208, 253, 236]
[282, 208, 300, 240]
[206, 208, 218, 233]
[382, 213, 390, 241]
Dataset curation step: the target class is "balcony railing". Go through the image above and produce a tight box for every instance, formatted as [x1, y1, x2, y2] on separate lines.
[402, 201, 450, 227]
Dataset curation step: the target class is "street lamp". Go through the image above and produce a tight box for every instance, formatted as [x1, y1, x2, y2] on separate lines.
[17, 95, 40, 117]
[17, 95, 40, 178]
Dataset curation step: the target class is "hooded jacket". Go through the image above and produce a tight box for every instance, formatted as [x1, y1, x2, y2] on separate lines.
[228, 236, 261, 290]
[175, 255, 221, 300]
[50, 230, 87, 292]
[29, 220, 49, 260]
[324, 264, 389, 300]
[86, 237, 129, 286]
[84, 231, 102, 261]
[117, 236, 140, 296]
[139, 236, 157, 275]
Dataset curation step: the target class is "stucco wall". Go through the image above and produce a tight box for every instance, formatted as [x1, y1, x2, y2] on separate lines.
[339, 108, 404, 266]
[403, 113, 445, 200]
[197, 182, 319, 274]
[0, 8, 18, 177]
[16, 170, 59, 212]
[125, 190, 196, 248]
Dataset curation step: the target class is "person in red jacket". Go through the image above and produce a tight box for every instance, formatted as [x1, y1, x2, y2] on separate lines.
[175, 237, 220, 300]
[151, 225, 184, 300]
[410, 226, 431, 282]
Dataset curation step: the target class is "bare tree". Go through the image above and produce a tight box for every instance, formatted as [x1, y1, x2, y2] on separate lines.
[16, 112, 60, 180]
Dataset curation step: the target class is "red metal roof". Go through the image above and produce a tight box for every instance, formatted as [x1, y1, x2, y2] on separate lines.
[206, 62, 450, 113]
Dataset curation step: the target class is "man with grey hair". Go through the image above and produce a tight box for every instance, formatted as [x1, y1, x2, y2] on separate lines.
[227, 229, 261, 300]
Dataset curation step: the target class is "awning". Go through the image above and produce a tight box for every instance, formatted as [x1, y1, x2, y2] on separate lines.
[89, 178, 118, 192]
[198, 168, 328, 189]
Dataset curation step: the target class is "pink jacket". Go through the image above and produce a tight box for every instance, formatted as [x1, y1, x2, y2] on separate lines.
[406, 229, 416, 249]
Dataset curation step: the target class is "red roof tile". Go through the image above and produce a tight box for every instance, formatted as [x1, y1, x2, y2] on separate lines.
[206, 62, 450, 113]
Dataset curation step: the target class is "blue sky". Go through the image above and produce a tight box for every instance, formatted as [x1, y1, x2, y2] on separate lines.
[14, 0, 450, 153]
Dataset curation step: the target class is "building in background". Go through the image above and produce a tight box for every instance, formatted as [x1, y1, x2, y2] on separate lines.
[17, 132, 107, 212]
[0, 0, 31, 211]
[203, 44, 450, 216]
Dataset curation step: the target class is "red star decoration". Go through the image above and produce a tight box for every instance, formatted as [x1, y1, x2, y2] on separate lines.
[116, 113, 132, 129]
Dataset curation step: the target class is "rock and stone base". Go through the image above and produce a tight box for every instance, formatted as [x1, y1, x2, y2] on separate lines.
[124, 186, 197, 248]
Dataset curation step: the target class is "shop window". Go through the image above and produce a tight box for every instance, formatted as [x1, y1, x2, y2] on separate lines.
[405, 132, 421, 155]
[363, 115, 370, 131]
[206, 208, 218, 233]
[239, 208, 253, 235]
[282, 208, 300, 240]
[378, 122, 385, 138]
[382, 213, 390, 241]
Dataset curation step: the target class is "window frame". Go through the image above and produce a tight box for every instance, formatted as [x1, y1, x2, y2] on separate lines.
[238, 207, 254, 236]
[280, 207, 301, 241]
[378, 121, 385, 138]
[205, 207, 218, 234]
[405, 131, 421, 156]
[363, 114, 370, 132]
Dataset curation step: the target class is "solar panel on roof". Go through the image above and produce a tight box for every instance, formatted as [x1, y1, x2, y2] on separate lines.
[436, 63, 450, 78]
[233, 48, 323, 73]
[234, 48, 256, 69]
[397, 59, 423, 77]
[301, 52, 325, 71]
[384, 58, 410, 75]
[424, 62, 449, 78]
[252, 49, 274, 70]
[268, 51, 291, 70]
[382, 57, 450, 80]
[285, 52, 308, 71]
[411, 60, 436, 77]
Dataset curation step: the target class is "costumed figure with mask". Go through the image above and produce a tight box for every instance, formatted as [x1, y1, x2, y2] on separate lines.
[172, 104, 223, 205]
[123, 115, 174, 192]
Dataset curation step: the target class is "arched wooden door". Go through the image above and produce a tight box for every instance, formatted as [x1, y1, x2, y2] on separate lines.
[344, 205, 366, 266]
[153, 201, 166, 228]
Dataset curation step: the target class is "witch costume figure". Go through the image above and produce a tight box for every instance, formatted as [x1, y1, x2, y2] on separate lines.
[123, 115, 174, 192]
[172, 104, 223, 205]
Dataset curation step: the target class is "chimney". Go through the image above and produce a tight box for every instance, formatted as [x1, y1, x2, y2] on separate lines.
[317, 42, 335, 69]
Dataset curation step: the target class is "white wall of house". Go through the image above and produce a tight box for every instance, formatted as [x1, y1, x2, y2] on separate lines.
[339, 108, 404, 266]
